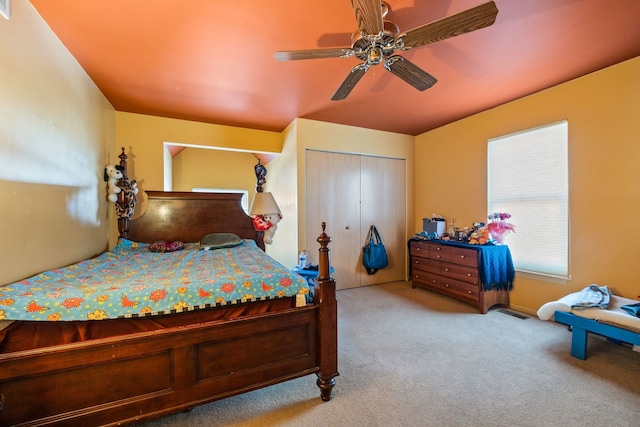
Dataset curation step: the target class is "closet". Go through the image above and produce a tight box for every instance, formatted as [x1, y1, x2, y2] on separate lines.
[305, 150, 406, 290]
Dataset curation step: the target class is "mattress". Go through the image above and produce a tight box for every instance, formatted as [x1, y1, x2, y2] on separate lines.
[0, 239, 309, 321]
[537, 290, 640, 333]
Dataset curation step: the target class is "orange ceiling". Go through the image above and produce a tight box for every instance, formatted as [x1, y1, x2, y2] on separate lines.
[30, 0, 640, 136]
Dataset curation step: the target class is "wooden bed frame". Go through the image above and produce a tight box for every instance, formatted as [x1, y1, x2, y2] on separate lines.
[0, 153, 338, 426]
[554, 311, 640, 360]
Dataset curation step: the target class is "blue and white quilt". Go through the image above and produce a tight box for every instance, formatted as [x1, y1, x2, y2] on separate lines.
[0, 239, 309, 321]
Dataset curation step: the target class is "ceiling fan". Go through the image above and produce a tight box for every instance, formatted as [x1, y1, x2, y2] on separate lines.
[274, 0, 498, 101]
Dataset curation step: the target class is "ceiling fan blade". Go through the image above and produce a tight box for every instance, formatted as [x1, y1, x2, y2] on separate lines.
[401, 1, 498, 49]
[384, 56, 437, 91]
[351, 0, 384, 36]
[274, 48, 354, 61]
[331, 63, 369, 101]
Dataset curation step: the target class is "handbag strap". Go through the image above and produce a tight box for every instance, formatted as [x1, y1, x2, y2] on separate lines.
[370, 225, 383, 245]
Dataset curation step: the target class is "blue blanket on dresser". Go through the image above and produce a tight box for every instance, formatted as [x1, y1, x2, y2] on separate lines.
[477, 245, 515, 291]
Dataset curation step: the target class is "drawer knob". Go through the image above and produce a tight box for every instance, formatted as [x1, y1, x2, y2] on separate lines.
[460, 255, 465, 259]
[444, 268, 449, 272]
[436, 255, 441, 258]
[416, 247, 421, 251]
[444, 283, 450, 287]
[467, 273, 471, 277]
[468, 291, 472, 294]
[436, 247, 441, 251]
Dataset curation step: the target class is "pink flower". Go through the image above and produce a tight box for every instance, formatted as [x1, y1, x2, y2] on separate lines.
[487, 212, 515, 243]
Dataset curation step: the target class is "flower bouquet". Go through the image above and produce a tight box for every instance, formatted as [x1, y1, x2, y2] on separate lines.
[486, 212, 515, 244]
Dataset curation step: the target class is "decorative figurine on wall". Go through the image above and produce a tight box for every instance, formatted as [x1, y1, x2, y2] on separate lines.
[249, 159, 282, 244]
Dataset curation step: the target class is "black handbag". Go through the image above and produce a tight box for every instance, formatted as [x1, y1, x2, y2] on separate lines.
[363, 225, 389, 275]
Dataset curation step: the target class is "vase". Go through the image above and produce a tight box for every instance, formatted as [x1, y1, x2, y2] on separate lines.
[487, 223, 509, 244]
[491, 231, 506, 244]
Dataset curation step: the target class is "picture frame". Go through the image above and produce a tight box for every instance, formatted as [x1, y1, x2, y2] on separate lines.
[0, 0, 9, 20]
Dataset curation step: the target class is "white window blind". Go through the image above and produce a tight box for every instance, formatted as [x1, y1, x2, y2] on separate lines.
[488, 121, 569, 278]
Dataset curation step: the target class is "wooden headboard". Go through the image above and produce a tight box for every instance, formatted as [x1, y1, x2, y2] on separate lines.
[114, 147, 264, 250]
[126, 191, 264, 250]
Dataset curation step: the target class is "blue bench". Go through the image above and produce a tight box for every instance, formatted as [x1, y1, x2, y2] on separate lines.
[554, 310, 640, 360]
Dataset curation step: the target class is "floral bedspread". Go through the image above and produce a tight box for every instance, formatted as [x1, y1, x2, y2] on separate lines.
[0, 239, 309, 321]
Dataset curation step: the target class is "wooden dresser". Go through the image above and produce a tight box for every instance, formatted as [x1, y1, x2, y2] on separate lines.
[409, 239, 511, 313]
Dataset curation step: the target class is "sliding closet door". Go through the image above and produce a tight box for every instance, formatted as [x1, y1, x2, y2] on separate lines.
[360, 156, 406, 286]
[306, 151, 362, 289]
[306, 150, 406, 290]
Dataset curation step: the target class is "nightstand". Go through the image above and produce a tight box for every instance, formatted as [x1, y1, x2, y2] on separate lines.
[292, 266, 334, 287]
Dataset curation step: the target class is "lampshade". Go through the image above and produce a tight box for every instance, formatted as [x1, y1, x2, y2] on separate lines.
[249, 191, 281, 216]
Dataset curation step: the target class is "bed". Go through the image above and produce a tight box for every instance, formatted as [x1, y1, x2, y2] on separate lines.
[537, 288, 640, 360]
[0, 151, 338, 426]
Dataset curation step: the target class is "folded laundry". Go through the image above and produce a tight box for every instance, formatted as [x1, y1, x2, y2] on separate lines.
[621, 302, 640, 317]
[571, 284, 611, 309]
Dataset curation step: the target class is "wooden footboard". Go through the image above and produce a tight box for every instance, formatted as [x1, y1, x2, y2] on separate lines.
[0, 306, 322, 426]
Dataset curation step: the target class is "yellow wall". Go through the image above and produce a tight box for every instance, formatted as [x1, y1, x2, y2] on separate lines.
[172, 148, 257, 197]
[260, 121, 300, 266]
[112, 112, 283, 247]
[115, 112, 282, 191]
[415, 56, 640, 314]
[0, 1, 114, 285]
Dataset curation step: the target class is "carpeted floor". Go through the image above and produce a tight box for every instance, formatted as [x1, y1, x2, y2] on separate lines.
[139, 281, 640, 427]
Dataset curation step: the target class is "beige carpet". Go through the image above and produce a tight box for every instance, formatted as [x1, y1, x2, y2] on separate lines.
[139, 281, 640, 427]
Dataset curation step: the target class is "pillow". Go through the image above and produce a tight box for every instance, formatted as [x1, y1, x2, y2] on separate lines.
[200, 233, 243, 250]
[149, 240, 185, 253]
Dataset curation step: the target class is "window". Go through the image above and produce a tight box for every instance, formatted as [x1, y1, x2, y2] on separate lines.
[488, 121, 569, 279]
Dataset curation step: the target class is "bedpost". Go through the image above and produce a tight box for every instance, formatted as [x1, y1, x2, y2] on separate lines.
[315, 222, 339, 401]
[116, 147, 137, 239]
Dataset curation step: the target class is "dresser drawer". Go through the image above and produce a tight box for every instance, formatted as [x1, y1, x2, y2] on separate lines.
[427, 243, 451, 261]
[449, 246, 478, 267]
[441, 263, 479, 285]
[412, 270, 440, 287]
[412, 256, 440, 275]
[409, 241, 430, 257]
[439, 277, 480, 302]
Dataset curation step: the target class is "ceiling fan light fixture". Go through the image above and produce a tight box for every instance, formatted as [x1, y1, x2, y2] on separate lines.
[367, 46, 383, 65]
